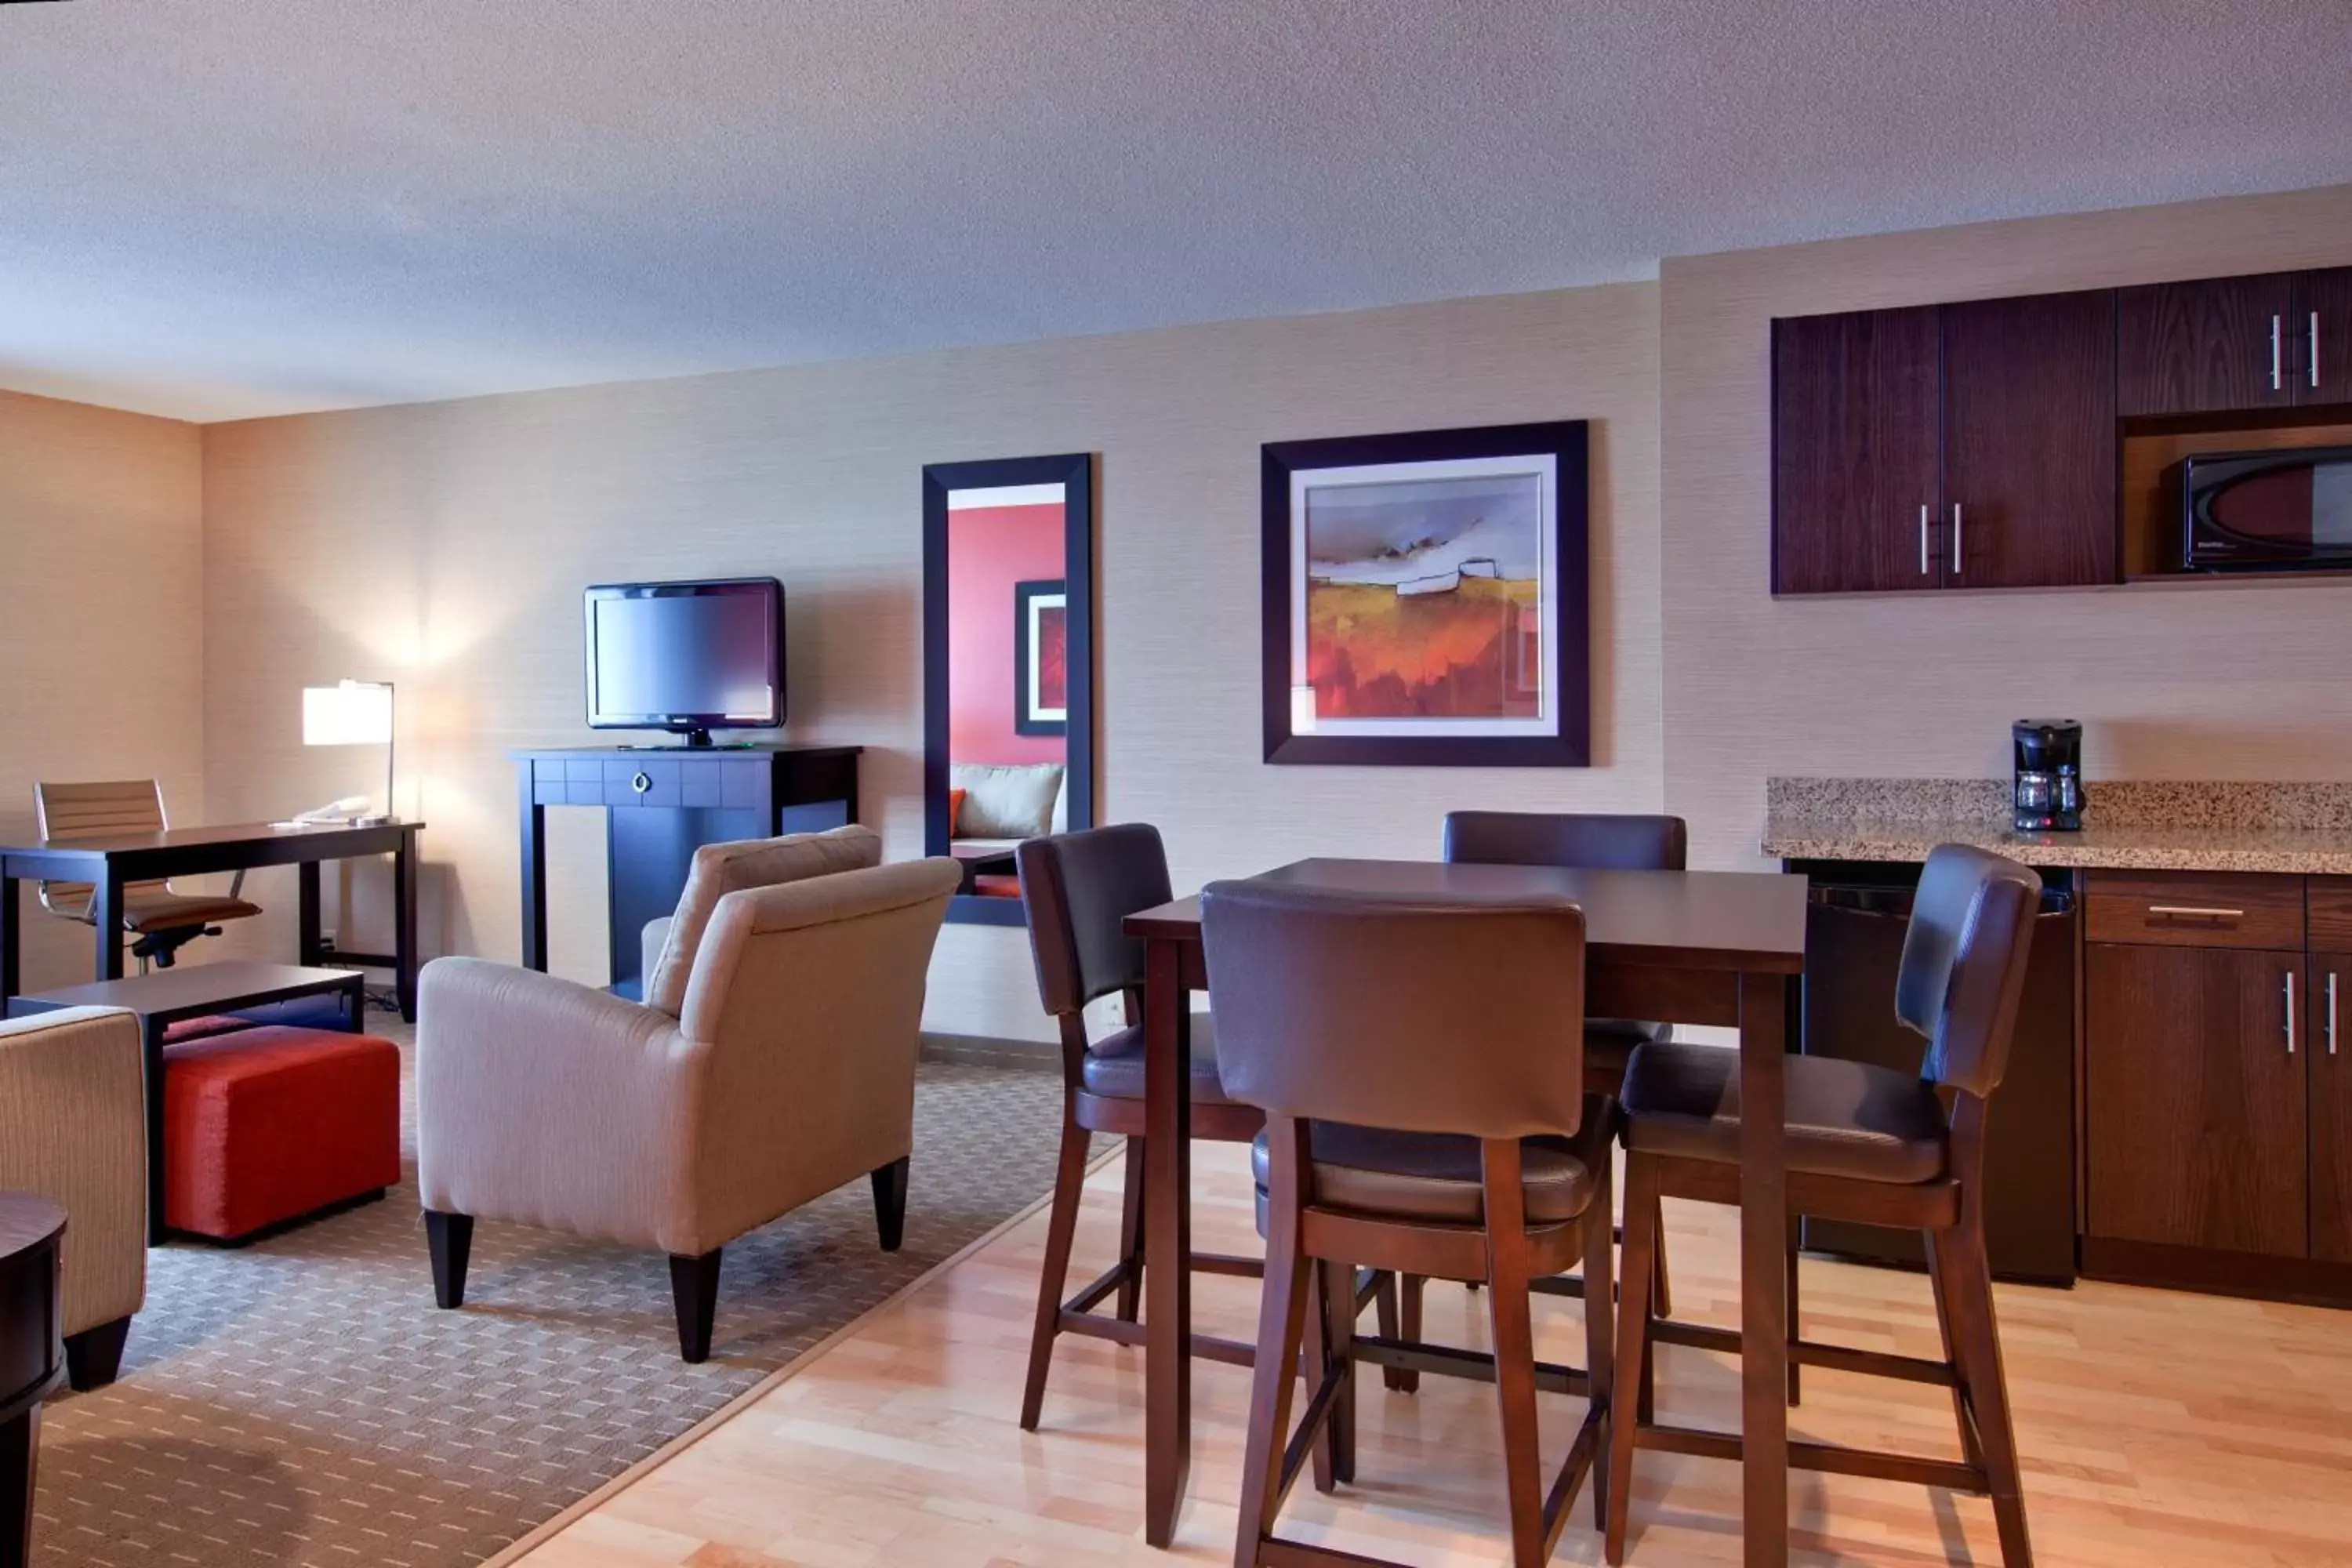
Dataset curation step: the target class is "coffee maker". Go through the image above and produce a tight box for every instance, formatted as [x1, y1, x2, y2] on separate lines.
[2013, 720, 2085, 831]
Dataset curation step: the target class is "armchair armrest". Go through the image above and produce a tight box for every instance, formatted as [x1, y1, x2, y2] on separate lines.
[416, 957, 702, 1252]
[0, 1007, 147, 1336]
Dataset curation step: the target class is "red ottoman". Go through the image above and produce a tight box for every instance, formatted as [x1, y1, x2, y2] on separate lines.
[162, 1026, 401, 1242]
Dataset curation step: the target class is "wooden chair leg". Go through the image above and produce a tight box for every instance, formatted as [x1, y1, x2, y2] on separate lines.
[869, 1154, 910, 1252]
[1116, 1134, 1146, 1323]
[1583, 1141, 1617, 1537]
[1320, 1258, 1359, 1484]
[1942, 1222, 2035, 1568]
[1785, 1232, 1802, 1406]
[64, 1315, 132, 1391]
[1923, 1230, 1982, 1469]
[1483, 1141, 1548, 1568]
[1301, 1260, 1344, 1494]
[669, 1248, 722, 1363]
[1650, 1193, 1672, 1320]
[1606, 1153, 1661, 1566]
[1234, 1120, 1314, 1568]
[424, 1209, 473, 1309]
[1019, 1114, 1093, 1431]
[1381, 1272, 1424, 1392]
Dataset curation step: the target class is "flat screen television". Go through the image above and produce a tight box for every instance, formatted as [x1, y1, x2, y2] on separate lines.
[584, 577, 784, 745]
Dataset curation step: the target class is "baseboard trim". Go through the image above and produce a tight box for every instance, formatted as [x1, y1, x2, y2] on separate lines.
[2081, 1236, 2352, 1309]
[919, 1031, 1059, 1073]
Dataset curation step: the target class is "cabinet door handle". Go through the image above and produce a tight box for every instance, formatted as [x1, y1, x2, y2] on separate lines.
[2313, 310, 2323, 390]
[2330, 971, 2339, 1057]
[1951, 503, 1963, 575]
[2271, 314, 2285, 391]
[2146, 904, 2244, 920]
[2285, 969, 2296, 1054]
[1919, 504, 1930, 577]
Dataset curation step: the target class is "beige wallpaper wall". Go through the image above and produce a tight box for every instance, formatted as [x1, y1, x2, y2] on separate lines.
[199, 282, 1664, 1040]
[1661, 183, 2352, 870]
[0, 390, 205, 991]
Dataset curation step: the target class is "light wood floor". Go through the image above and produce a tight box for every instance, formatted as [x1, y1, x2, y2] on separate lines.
[514, 1142, 2352, 1567]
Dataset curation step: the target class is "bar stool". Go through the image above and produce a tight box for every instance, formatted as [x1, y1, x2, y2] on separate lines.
[1441, 811, 1690, 1328]
[1013, 823, 1268, 1430]
[1604, 844, 2041, 1566]
[1203, 877, 1617, 1568]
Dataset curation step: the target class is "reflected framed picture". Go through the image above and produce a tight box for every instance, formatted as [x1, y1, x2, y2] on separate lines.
[1014, 578, 1068, 736]
[1261, 420, 1588, 766]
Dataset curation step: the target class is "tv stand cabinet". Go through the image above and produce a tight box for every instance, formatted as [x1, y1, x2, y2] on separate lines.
[514, 742, 862, 996]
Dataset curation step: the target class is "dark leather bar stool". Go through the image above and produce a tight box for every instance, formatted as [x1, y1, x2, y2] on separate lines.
[1204, 878, 1616, 1568]
[1604, 844, 2041, 1567]
[1013, 824, 1270, 1430]
[1381, 811, 1686, 1392]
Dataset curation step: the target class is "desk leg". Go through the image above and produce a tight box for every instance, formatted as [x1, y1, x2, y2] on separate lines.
[1142, 935, 1192, 1548]
[0, 873, 17, 1007]
[297, 862, 325, 967]
[1738, 971, 1791, 1567]
[142, 1016, 167, 1245]
[394, 836, 419, 1023]
[93, 869, 125, 982]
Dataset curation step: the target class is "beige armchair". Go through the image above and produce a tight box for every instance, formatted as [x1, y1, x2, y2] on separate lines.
[416, 826, 961, 1361]
[0, 1007, 146, 1388]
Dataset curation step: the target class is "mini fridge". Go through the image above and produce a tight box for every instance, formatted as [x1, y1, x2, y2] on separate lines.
[1797, 865, 2078, 1286]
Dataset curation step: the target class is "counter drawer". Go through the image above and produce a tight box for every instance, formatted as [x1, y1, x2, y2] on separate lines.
[2083, 870, 2303, 949]
[2309, 877, 2352, 949]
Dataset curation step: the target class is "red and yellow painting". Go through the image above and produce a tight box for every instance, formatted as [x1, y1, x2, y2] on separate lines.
[1301, 472, 1544, 723]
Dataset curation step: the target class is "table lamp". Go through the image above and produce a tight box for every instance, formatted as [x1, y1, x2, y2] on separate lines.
[302, 681, 397, 826]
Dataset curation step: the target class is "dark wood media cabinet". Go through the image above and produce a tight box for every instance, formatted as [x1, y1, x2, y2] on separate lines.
[514, 742, 862, 997]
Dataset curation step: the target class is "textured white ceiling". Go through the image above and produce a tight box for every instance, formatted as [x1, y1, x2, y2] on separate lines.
[2, 1, 2349, 422]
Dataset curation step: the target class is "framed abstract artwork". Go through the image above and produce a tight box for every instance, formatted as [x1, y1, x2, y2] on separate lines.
[1261, 420, 1589, 766]
[1014, 578, 1069, 736]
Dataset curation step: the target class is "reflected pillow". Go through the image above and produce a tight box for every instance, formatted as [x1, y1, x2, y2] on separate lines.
[948, 786, 967, 837]
[950, 762, 1065, 839]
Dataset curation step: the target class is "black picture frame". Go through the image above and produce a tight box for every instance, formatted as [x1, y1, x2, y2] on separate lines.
[1012, 579, 1069, 737]
[921, 453, 1095, 927]
[1260, 419, 1590, 768]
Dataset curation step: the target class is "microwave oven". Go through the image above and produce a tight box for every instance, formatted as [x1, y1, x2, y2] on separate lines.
[2183, 445, 2352, 570]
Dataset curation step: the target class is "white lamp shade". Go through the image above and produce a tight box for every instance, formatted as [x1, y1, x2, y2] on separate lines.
[303, 681, 394, 747]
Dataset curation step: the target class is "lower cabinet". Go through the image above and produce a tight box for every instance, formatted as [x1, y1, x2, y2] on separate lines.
[2085, 943, 2307, 1255]
[2311, 953, 2352, 1264]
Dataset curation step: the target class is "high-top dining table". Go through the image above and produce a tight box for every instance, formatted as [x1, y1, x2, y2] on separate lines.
[1121, 857, 1809, 1565]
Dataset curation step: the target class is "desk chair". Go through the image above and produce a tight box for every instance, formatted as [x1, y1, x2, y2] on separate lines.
[1605, 844, 2041, 1566]
[34, 781, 262, 971]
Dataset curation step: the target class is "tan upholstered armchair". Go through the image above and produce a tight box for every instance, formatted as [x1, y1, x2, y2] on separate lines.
[0, 1007, 146, 1388]
[416, 826, 961, 1362]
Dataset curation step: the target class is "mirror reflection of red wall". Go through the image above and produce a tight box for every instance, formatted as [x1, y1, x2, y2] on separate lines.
[947, 502, 1066, 765]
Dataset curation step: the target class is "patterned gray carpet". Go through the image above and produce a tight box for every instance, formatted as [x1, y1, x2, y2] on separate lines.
[31, 1022, 1065, 1567]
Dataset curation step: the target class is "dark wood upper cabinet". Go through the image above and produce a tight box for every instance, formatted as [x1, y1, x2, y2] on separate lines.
[1941, 292, 2118, 589]
[2312, 953, 2352, 1263]
[2118, 271, 2300, 416]
[2085, 942, 2307, 1257]
[2298, 266, 2352, 408]
[1771, 307, 1942, 594]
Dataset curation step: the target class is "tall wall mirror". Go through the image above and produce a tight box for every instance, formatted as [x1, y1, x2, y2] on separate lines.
[922, 453, 1095, 926]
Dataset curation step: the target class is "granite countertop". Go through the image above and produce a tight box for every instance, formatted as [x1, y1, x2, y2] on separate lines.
[1763, 779, 2352, 875]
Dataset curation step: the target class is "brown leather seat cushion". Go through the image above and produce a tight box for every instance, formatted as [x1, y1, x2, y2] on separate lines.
[120, 892, 265, 934]
[1081, 1014, 1235, 1105]
[1621, 1040, 1949, 1185]
[1250, 1121, 1598, 1225]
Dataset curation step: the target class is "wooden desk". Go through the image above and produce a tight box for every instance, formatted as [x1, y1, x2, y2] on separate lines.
[7, 962, 367, 1243]
[0, 1193, 65, 1568]
[0, 820, 423, 1022]
[1121, 858, 1809, 1564]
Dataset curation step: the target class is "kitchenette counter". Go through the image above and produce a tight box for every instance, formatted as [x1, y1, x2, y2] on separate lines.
[1764, 778, 2352, 874]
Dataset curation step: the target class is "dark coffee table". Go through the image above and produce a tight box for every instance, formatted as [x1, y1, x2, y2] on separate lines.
[0, 1192, 65, 1568]
[6, 964, 366, 1243]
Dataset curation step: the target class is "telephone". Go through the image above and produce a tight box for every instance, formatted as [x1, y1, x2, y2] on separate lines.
[271, 796, 374, 829]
